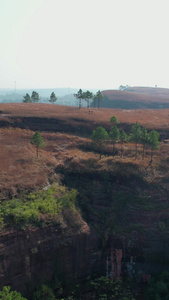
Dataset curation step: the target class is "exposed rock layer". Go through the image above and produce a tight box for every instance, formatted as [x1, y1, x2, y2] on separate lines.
[0, 225, 101, 298]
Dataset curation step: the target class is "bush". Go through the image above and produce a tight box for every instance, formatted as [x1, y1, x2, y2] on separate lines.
[0, 184, 78, 228]
[0, 286, 27, 299]
[145, 271, 169, 300]
[33, 284, 55, 300]
[89, 276, 135, 299]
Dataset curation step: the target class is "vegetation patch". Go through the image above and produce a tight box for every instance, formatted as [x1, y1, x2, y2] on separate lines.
[0, 184, 78, 229]
[33, 275, 136, 299]
[144, 271, 169, 300]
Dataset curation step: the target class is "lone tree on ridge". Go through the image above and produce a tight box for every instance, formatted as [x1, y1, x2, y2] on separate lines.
[30, 131, 45, 158]
[49, 92, 57, 104]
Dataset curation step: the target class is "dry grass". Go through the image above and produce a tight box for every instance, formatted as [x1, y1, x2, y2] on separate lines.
[0, 128, 56, 198]
[1, 104, 169, 199]
[103, 87, 169, 103]
[0, 127, 90, 199]
[1, 103, 169, 131]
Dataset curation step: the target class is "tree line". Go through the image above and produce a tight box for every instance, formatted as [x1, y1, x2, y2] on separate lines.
[22, 89, 104, 108]
[29, 115, 160, 163]
[74, 89, 103, 109]
[91, 116, 160, 162]
[22, 91, 57, 104]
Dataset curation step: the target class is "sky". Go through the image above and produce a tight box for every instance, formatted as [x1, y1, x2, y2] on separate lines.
[0, 0, 169, 90]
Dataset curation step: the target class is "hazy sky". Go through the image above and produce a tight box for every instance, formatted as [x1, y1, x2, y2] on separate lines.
[0, 0, 169, 90]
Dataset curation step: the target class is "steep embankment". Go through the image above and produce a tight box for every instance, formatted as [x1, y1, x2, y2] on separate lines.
[58, 153, 169, 273]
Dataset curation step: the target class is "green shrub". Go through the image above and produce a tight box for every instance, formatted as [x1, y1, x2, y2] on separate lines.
[0, 286, 27, 299]
[0, 185, 78, 228]
[145, 271, 169, 300]
[89, 276, 135, 299]
[33, 284, 55, 300]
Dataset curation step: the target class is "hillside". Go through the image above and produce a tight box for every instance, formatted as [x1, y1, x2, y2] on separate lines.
[1, 103, 169, 196]
[101, 86, 169, 109]
[126, 86, 169, 98]
[1, 103, 169, 298]
[1, 103, 169, 135]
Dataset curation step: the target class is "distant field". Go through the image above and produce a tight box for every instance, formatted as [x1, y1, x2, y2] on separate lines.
[102, 86, 169, 109]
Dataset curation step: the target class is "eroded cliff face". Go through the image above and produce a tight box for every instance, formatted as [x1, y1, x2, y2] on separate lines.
[59, 158, 169, 280]
[0, 224, 102, 298]
[1, 158, 169, 297]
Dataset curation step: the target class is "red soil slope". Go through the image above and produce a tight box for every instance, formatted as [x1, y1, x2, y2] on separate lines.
[102, 86, 169, 104]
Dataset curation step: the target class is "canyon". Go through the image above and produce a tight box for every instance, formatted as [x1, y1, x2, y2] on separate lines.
[0, 103, 169, 298]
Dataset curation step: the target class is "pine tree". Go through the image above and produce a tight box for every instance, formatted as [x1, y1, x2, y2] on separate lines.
[91, 126, 109, 159]
[93, 90, 103, 108]
[119, 130, 128, 158]
[49, 92, 57, 104]
[31, 91, 40, 103]
[83, 90, 93, 108]
[148, 130, 160, 162]
[30, 132, 45, 158]
[110, 115, 120, 125]
[140, 126, 149, 159]
[109, 126, 120, 155]
[130, 122, 142, 159]
[23, 93, 32, 103]
[74, 89, 83, 109]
